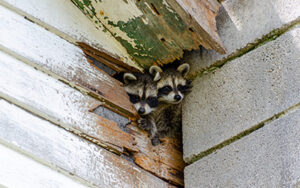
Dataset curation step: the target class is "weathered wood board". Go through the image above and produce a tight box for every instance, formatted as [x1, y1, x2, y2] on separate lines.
[0, 0, 141, 71]
[0, 143, 92, 188]
[0, 51, 184, 186]
[0, 5, 137, 119]
[0, 50, 136, 154]
[0, 99, 172, 188]
[71, 0, 225, 68]
[0, 4, 185, 185]
[168, 0, 226, 53]
[127, 124, 185, 186]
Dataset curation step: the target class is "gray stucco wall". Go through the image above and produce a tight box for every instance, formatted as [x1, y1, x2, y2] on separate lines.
[182, 0, 300, 187]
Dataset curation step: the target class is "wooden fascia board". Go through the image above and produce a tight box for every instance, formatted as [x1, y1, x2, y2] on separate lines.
[71, 0, 225, 70]
[168, 0, 226, 54]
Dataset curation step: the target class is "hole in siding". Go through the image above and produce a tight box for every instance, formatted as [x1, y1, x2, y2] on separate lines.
[86, 55, 116, 76]
[150, 3, 160, 15]
[189, 27, 194, 32]
[93, 106, 130, 132]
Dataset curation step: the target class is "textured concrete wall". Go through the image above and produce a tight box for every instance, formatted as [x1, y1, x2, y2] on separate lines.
[182, 0, 300, 187]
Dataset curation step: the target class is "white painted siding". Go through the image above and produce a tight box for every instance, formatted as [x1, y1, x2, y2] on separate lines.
[0, 143, 91, 188]
[0, 0, 140, 69]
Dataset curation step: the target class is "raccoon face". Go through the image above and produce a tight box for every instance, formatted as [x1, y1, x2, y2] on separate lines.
[123, 73, 159, 116]
[150, 63, 192, 104]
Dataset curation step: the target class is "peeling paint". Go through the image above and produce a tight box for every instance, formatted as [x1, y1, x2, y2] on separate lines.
[97, 0, 143, 23]
[72, 0, 202, 68]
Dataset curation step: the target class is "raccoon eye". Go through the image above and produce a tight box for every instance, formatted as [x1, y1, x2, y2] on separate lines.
[147, 97, 158, 108]
[158, 86, 172, 95]
[178, 84, 192, 93]
[177, 84, 185, 93]
[128, 94, 140, 104]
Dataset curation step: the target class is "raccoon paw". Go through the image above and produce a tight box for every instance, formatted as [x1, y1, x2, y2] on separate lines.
[151, 137, 161, 146]
[138, 118, 150, 130]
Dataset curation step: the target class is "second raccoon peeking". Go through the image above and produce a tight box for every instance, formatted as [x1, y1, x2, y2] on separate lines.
[123, 63, 192, 146]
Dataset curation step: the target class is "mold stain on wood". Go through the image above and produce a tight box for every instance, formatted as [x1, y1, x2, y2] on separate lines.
[71, 0, 204, 68]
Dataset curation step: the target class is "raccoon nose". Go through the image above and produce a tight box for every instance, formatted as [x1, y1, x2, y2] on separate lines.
[138, 107, 145, 115]
[174, 95, 182, 101]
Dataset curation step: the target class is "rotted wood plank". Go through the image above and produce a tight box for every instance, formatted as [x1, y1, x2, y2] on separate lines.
[0, 0, 141, 71]
[127, 124, 185, 186]
[0, 5, 137, 119]
[167, 0, 226, 54]
[0, 143, 92, 188]
[0, 99, 172, 188]
[0, 51, 183, 186]
[71, 0, 225, 68]
[0, 51, 136, 154]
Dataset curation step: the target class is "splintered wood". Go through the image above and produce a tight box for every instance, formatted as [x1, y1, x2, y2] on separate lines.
[0, 54, 184, 185]
[0, 50, 184, 186]
[0, 99, 171, 187]
[0, 5, 137, 120]
[0, 2, 189, 187]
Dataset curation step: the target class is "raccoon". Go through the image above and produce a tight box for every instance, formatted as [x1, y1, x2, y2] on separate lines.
[150, 63, 192, 104]
[148, 63, 192, 140]
[123, 72, 161, 145]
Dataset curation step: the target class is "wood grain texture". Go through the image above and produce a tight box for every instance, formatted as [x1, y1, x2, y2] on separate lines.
[0, 0, 141, 71]
[0, 51, 184, 186]
[71, 0, 225, 68]
[0, 51, 136, 154]
[71, 0, 201, 68]
[0, 5, 185, 184]
[0, 99, 172, 188]
[167, 0, 226, 54]
[0, 143, 92, 188]
[0, 5, 138, 119]
[127, 124, 185, 186]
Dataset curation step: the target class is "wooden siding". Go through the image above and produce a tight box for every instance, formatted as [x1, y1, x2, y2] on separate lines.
[0, 0, 141, 71]
[0, 143, 92, 188]
[0, 99, 171, 187]
[0, 5, 137, 119]
[0, 48, 184, 186]
[0, 2, 185, 186]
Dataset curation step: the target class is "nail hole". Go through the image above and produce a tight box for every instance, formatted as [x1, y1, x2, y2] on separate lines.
[150, 3, 160, 15]
[189, 27, 194, 32]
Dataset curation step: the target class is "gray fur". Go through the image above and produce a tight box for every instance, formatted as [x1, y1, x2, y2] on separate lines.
[124, 63, 192, 146]
[123, 72, 160, 145]
[149, 63, 192, 143]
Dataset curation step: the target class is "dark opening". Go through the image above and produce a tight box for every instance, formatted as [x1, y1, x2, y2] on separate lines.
[150, 3, 160, 15]
[189, 27, 194, 32]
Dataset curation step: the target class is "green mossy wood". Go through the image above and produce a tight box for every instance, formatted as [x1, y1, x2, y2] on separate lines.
[72, 0, 225, 70]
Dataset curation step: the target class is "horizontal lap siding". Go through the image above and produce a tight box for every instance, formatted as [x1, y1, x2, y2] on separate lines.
[0, 99, 170, 187]
[0, 0, 140, 70]
[0, 5, 137, 119]
[0, 4, 184, 185]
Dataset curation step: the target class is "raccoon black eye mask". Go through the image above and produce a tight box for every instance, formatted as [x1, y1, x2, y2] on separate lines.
[128, 94, 140, 104]
[123, 72, 159, 116]
[146, 97, 158, 108]
[158, 85, 172, 95]
[177, 81, 192, 94]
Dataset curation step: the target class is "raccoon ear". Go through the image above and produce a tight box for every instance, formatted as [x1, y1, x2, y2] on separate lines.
[149, 65, 162, 81]
[177, 63, 190, 77]
[123, 73, 137, 84]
